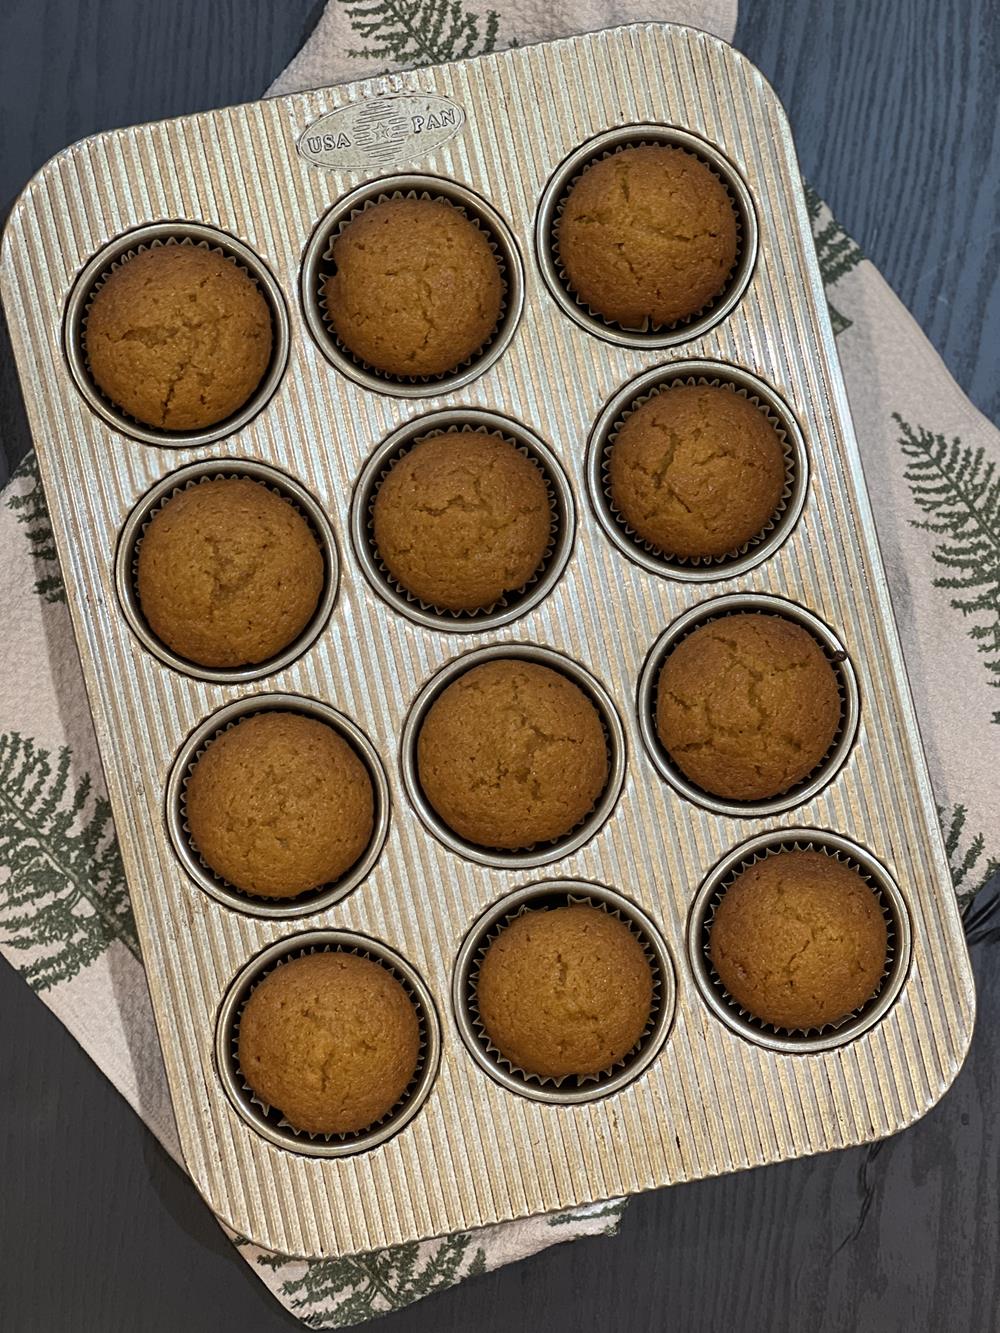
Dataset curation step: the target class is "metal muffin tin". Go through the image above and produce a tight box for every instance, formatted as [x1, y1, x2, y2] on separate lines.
[0, 23, 975, 1260]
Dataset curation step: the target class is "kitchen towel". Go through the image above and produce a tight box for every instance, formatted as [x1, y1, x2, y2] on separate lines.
[1, 1, 997, 1327]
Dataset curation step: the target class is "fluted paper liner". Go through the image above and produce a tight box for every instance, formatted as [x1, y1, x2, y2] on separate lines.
[600, 375, 798, 570]
[170, 696, 386, 915]
[643, 596, 856, 816]
[70, 227, 284, 443]
[362, 422, 562, 623]
[547, 129, 748, 338]
[403, 646, 624, 866]
[465, 891, 666, 1097]
[118, 460, 336, 681]
[697, 837, 903, 1045]
[314, 184, 512, 387]
[225, 937, 434, 1152]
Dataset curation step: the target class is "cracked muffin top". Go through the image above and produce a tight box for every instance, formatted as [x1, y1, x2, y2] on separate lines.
[416, 659, 609, 850]
[655, 613, 841, 802]
[238, 951, 421, 1135]
[84, 244, 273, 431]
[137, 477, 324, 669]
[476, 904, 654, 1079]
[372, 429, 551, 612]
[323, 198, 504, 378]
[708, 849, 888, 1030]
[609, 384, 786, 558]
[557, 144, 739, 328]
[185, 711, 374, 898]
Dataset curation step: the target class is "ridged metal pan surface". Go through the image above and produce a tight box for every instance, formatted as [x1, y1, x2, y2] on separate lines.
[0, 22, 974, 1259]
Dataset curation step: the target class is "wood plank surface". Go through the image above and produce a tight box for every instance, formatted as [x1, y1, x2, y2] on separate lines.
[1, 2, 998, 1329]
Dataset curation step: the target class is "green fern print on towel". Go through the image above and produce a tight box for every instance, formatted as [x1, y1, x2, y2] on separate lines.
[6, 451, 64, 603]
[0, 733, 138, 990]
[339, 0, 499, 66]
[897, 414, 1000, 721]
[255, 1233, 486, 1326]
[805, 184, 864, 335]
[942, 803, 1000, 913]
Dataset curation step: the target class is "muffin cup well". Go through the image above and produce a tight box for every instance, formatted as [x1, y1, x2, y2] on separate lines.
[166, 694, 390, 918]
[637, 593, 860, 818]
[452, 881, 675, 1103]
[300, 175, 524, 397]
[535, 125, 758, 348]
[687, 830, 912, 1053]
[350, 408, 574, 631]
[115, 459, 339, 683]
[216, 931, 440, 1156]
[586, 361, 808, 581]
[63, 222, 290, 448]
[400, 644, 627, 870]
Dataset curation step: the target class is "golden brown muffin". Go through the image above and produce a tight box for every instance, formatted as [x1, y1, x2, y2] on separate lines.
[84, 244, 273, 430]
[708, 850, 888, 1030]
[477, 904, 653, 1078]
[323, 198, 504, 377]
[557, 145, 739, 327]
[137, 478, 324, 668]
[186, 712, 374, 898]
[372, 431, 551, 611]
[656, 614, 841, 801]
[238, 951, 421, 1135]
[417, 659, 609, 850]
[609, 385, 786, 558]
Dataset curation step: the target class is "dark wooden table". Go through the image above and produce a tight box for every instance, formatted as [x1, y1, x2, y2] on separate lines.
[2, 3, 998, 1329]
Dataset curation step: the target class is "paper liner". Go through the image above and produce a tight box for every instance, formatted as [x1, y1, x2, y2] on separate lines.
[600, 375, 797, 569]
[698, 837, 903, 1044]
[118, 460, 336, 682]
[641, 595, 858, 817]
[465, 892, 663, 1092]
[168, 695, 388, 917]
[548, 132, 748, 337]
[363, 423, 561, 622]
[401, 645, 626, 868]
[71, 226, 284, 442]
[313, 185, 511, 386]
[224, 937, 435, 1151]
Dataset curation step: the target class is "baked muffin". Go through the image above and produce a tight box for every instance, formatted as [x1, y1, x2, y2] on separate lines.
[323, 198, 504, 377]
[137, 477, 324, 668]
[477, 904, 653, 1078]
[84, 244, 272, 430]
[557, 144, 738, 327]
[238, 951, 421, 1135]
[708, 850, 888, 1030]
[417, 659, 608, 850]
[609, 385, 786, 558]
[656, 614, 841, 802]
[186, 712, 374, 898]
[373, 430, 551, 611]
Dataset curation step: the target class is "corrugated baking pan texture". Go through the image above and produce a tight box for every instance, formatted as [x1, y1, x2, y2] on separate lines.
[0, 22, 975, 1258]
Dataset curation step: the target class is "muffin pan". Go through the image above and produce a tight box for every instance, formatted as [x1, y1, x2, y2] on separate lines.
[0, 23, 974, 1258]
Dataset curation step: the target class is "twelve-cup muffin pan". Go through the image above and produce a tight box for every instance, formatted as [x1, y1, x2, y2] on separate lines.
[0, 23, 975, 1258]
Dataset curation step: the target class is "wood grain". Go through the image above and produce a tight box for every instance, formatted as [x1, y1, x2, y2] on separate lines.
[1, 0, 998, 1329]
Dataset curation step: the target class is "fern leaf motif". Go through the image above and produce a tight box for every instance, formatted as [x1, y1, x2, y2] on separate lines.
[338, 0, 500, 67]
[5, 451, 66, 604]
[897, 414, 1000, 719]
[804, 185, 864, 335]
[941, 803, 999, 912]
[257, 1233, 485, 1325]
[0, 732, 138, 989]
